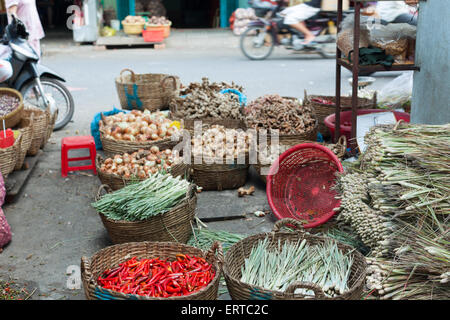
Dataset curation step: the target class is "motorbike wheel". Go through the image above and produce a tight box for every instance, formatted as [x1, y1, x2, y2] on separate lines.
[20, 77, 75, 131]
[319, 43, 337, 59]
[240, 26, 275, 60]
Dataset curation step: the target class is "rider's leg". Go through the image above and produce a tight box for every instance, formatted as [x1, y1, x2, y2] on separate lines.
[282, 4, 320, 45]
[289, 22, 315, 44]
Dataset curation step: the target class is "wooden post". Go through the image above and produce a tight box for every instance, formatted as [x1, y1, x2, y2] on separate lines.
[350, 1, 362, 153]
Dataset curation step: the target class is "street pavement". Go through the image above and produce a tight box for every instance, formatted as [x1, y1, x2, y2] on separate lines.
[1, 29, 406, 300]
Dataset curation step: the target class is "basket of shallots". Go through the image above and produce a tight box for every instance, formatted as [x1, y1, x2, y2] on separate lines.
[99, 110, 180, 157]
[96, 146, 189, 191]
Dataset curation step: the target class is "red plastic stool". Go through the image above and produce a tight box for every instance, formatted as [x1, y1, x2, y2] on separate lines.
[61, 136, 97, 178]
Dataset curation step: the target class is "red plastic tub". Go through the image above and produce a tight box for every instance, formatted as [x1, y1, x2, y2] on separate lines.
[0, 129, 14, 149]
[142, 28, 164, 43]
[266, 143, 344, 229]
[324, 109, 411, 142]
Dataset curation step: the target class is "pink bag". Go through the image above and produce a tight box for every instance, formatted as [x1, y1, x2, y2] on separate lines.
[0, 172, 12, 248]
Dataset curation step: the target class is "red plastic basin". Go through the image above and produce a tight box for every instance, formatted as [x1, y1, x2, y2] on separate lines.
[142, 29, 164, 43]
[266, 143, 344, 229]
[324, 109, 411, 142]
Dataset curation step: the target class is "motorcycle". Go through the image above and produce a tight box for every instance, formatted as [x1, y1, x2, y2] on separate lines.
[240, 2, 345, 60]
[0, 16, 74, 130]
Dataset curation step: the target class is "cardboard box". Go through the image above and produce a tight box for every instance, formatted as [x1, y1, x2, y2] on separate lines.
[321, 0, 350, 11]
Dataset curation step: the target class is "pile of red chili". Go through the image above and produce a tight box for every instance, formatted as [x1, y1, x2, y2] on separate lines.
[97, 254, 215, 298]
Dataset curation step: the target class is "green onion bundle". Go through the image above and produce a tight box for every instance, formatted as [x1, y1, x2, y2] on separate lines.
[240, 238, 353, 298]
[92, 173, 191, 221]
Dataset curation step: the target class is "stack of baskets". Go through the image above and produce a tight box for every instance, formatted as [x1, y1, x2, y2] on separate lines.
[303, 90, 377, 139]
[0, 89, 57, 178]
[115, 69, 181, 112]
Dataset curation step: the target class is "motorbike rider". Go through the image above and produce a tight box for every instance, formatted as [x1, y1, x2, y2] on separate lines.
[280, 0, 322, 48]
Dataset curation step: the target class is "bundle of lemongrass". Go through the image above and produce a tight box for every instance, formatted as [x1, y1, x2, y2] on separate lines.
[240, 238, 354, 298]
[335, 123, 449, 299]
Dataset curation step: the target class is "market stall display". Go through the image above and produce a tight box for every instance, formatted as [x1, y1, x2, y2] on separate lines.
[189, 125, 252, 191]
[13, 115, 34, 170]
[92, 174, 196, 244]
[145, 16, 172, 38]
[23, 107, 50, 156]
[231, 8, 257, 36]
[335, 2, 419, 150]
[188, 228, 246, 254]
[223, 219, 367, 300]
[115, 69, 180, 111]
[245, 94, 318, 145]
[0, 131, 21, 178]
[122, 15, 146, 35]
[266, 143, 343, 228]
[81, 241, 223, 300]
[96, 147, 189, 191]
[335, 123, 449, 300]
[169, 78, 246, 132]
[253, 137, 347, 183]
[0, 89, 24, 130]
[303, 90, 377, 138]
[99, 109, 179, 156]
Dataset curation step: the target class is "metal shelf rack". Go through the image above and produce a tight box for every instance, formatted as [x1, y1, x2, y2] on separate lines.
[334, 0, 420, 152]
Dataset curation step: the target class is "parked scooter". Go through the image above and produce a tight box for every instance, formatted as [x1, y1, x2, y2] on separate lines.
[241, 1, 346, 60]
[0, 16, 74, 130]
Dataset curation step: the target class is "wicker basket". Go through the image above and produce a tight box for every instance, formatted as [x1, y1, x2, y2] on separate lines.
[0, 131, 21, 177]
[303, 90, 377, 138]
[115, 69, 180, 111]
[122, 22, 144, 35]
[0, 88, 24, 130]
[81, 241, 223, 300]
[191, 154, 249, 191]
[253, 136, 347, 183]
[180, 118, 247, 135]
[96, 154, 190, 191]
[24, 107, 49, 156]
[99, 130, 178, 158]
[14, 114, 34, 170]
[95, 184, 197, 244]
[278, 117, 319, 146]
[223, 218, 367, 300]
[42, 109, 57, 148]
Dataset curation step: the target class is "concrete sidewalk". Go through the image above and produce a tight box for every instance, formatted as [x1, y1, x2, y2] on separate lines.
[41, 29, 240, 56]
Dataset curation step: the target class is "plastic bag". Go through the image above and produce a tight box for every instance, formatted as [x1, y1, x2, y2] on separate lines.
[377, 72, 413, 110]
[0, 172, 11, 249]
[0, 208, 11, 248]
[0, 171, 5, 206]
[369, 23, 416, 58]
[90, 107, 129, 150]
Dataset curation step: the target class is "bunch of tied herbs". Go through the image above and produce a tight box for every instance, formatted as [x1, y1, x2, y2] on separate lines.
[335, 123, 449, 300]
[240, 238, 354, 298]
[188, 227, 246, 255]
[92, 173, 191, 221]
